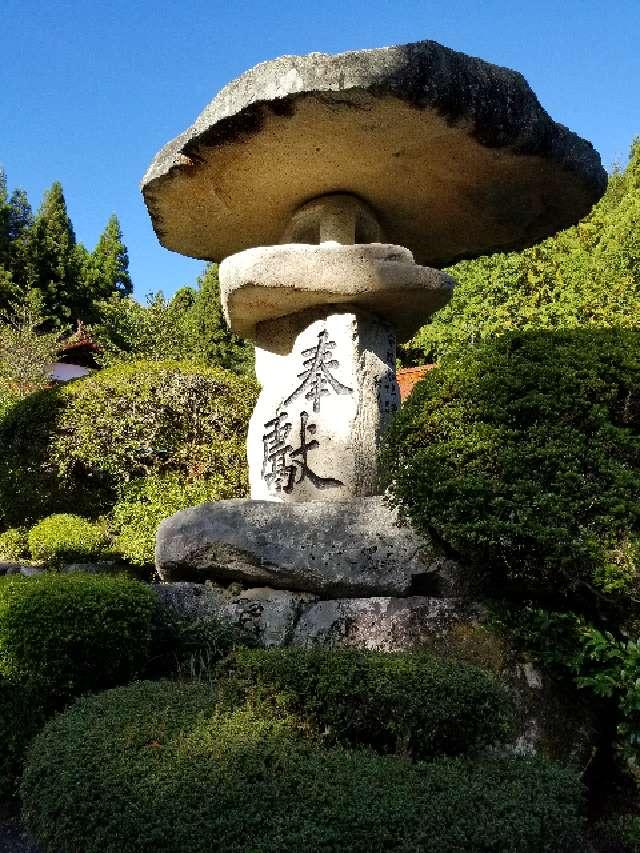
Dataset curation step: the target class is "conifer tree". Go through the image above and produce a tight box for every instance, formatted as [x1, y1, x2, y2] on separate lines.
[6, 188, 33, 289]
[23, 181, 80, 327]
[184, 263, 254, 375]
[87, 214, 132, 299]
[0, 171, 10, 270]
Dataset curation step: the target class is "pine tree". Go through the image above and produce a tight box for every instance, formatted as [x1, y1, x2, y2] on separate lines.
[0, 171, 10, 270]
[6, 188, 33, 289]
[184, 263, 254, 375]
[87, 214, 132, 300]
[23, 181, 82, 328]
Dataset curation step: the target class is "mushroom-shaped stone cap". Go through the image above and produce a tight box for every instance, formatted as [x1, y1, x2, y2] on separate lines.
[142, 39, 606, 268]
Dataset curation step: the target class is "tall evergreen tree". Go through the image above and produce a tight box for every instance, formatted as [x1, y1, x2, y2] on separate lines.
[87, 214, 132, 299]
[6, 188, 33, 289]
[23, 181, 82, 328]
[0, 172, 23, 316]
[0, 171, 10, 270]
[184, 263, 254, 375]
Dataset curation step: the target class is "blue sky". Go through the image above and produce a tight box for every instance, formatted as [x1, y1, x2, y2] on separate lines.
[2, 0, 639, 301]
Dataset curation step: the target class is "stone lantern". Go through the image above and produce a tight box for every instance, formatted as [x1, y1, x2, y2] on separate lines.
[143, 40, 605, 596]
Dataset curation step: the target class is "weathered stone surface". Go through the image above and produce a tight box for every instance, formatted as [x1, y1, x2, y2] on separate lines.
[249, 308, 399, 502]
[142, 39, 605, 267]
[0, 562, 32, 576]
[155, 496, 440, 595]
[220, 243, 453, 343]
[156, 582, 316, 647]
[291, 595, 461, 651]
[153, 584, 595, 763]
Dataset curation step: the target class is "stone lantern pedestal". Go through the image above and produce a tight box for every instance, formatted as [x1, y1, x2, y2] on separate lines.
[218, 195, 453, 501]
[142, 39, 605, 610]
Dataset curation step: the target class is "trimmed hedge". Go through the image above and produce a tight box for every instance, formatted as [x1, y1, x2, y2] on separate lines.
[0, 677, 49, 804]
[110, 475, 225, 567]
[381, 329, 640, 609]
[22, 679, 586, 853]
[53, 360, 256, 504]
[0, 528, 27, 562]
[217, 647, 515, 758]
[0, 573, 157, 696]
[28, 513, 106, 565]
[0, 360, 256, 529]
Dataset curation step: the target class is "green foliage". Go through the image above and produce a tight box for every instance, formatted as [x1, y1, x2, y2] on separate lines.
[111, 475, 228, 566]
[93, 264, 254, 376]
[573, 628, 640, 768]
[382, 328, 640, 609]
[53, 360, 256, 505]
[92, 290, 192, 365]
[85, 214, 132, 301]
[218, 646, 515, 758]
[27, 513, 106, 566]
[21, 679, 585, 853]
[182, 263, 254, 376]
[0, 385, 73, 528]
[0, 677, 49, 803]
[0, 360, 255, 529]
[0, 293, 59, 403]
[411, 140, 640, 362]
[0, 172, 133, 330]
[592, 813, 640, 852]
[0, 573, 156, 697]
[0, 528, 27, 561]
[21, 181, 84, 329]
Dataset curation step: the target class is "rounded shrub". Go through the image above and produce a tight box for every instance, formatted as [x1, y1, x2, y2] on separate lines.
[0, 386, 73, 528]
[110, 474, 225, 567]
[381, 329, 640, 609]
[53, 360, 257, 505]
[27, 513, 106, 565]
[217, 646, 515, 758]
[0, 677, 49, 804]
[0, 527, 28, 562]
[22, 679, 585, 853]
[0, 361, 257, 529]
[0, 573, 157, 696]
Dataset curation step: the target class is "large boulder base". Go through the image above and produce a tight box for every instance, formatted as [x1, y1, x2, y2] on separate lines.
[142, 39, 606, 266]
[155, 497, 445, 597]
[156, 582, 316, 647]
[157, 581, 595, 765]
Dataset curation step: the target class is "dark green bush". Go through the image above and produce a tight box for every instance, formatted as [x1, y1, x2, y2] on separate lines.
[0, 677, 49, 804]
[0, 386, 75, 528]
[0, 573, 156, 697]
[21, 679, 585, 853]
[591, 814, 640, 852]
[382, 329, 640, 610]
[27, 513, 106, 565]
[218, 646, 515, 758]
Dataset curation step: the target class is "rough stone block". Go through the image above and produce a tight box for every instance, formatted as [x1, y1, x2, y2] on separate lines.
[155, 496, 442, 596]
[156, 582, 316, 648]
[291, 595, 460, 651]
